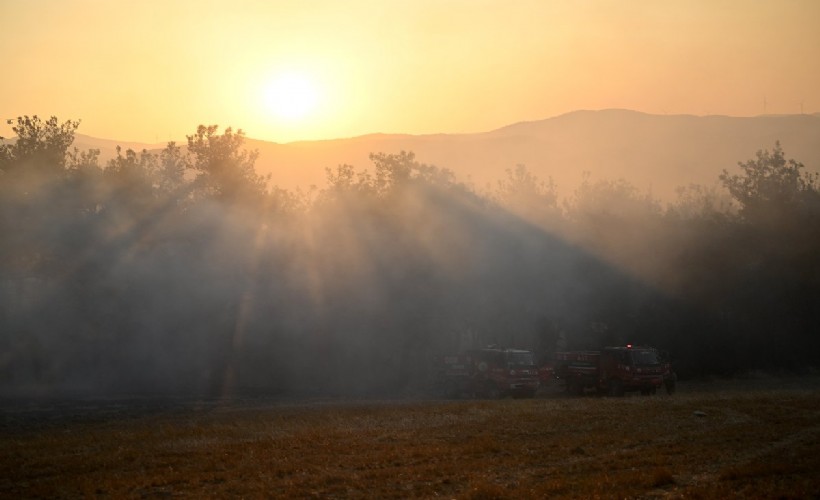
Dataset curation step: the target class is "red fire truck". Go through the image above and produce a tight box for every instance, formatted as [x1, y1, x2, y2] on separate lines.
[438, 347, 540, 399]
[553, 345, 675, 396]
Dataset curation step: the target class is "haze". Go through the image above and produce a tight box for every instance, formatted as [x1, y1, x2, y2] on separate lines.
[2, 1, 820, 398]
[2, 0, 819, 144]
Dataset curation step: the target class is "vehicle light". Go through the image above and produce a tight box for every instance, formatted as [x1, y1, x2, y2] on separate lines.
[627, 344, 632, 349]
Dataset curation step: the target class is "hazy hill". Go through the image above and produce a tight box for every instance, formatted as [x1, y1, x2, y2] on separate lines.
[74, 110, 820, 201]
[72, 135, 158, 156]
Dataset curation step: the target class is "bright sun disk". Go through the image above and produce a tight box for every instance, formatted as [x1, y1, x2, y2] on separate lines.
[263, 73, 320, 122]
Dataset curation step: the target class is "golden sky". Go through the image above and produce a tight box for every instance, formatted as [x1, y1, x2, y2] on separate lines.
[1, 0, 818, 143]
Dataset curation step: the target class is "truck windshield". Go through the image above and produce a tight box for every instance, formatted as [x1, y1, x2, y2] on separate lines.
[506, 351, 535, 366]
[630, 350, 660, 366]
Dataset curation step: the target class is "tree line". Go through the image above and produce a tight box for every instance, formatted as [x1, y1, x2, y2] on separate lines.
[1, 116, 818, 396]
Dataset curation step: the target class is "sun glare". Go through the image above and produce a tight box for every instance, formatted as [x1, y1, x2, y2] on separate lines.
[263, 73, 320, 122]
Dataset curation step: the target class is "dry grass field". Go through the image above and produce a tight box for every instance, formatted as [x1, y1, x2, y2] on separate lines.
[2, 378, 819, 499]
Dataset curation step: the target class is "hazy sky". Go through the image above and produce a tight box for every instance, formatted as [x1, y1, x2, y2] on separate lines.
[1, 0, 818, 143]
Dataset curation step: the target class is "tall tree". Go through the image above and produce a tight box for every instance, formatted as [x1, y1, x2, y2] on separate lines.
[719, 141, 819, 225]
[186, 125, 267, 203]
[493, 164, 562, 229]
[157, 141, 187, 197]
[369, 151, 456, 196]
[0, 116, 79, 175]
[0, 116, 89, 281]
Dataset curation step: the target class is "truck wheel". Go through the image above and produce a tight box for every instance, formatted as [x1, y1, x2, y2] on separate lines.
[608, 379, 624, 397]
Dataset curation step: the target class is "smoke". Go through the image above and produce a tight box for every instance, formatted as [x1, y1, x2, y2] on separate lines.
[2, 138, 818, 398]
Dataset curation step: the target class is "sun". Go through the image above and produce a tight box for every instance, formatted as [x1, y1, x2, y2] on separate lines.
[262, 72, 320, 122]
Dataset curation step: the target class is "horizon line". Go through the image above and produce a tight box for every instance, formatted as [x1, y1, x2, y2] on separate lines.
[15, 107, 820, 147]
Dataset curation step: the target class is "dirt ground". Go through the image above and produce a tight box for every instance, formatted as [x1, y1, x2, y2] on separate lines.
[2, 376, 819, 498]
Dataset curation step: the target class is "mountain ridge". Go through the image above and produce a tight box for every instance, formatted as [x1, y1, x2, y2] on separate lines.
[68, 109, 820, 200]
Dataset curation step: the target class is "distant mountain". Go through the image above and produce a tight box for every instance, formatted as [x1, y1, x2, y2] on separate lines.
[72, 135, 159, 155]
[74, 110, 820, 201]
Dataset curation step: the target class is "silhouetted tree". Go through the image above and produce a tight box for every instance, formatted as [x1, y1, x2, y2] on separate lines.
[493, 164, 562, 229]
[370, 151, 457, 195]
[668, 183, 734, 221]
[320, 163, 376, 206]
[719, 141, 820, 225]
[157, 141, 187, 197]
[4, 111, 820, 395]
[0, 116, 79, 175]
[564, 173, 662, 224]
[0, 116, 95, 282]
[106, 146, 158, 188]
[186, 125, 268, 203]
[63, 147, 103, 216]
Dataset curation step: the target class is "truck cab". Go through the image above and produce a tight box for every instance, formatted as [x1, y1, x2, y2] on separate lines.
[439, 348, 540, 399]
[553, 345, 675, 396]
[600, 345, 666, 396]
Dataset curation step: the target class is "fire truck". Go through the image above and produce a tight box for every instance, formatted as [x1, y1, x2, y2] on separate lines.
[438, 347, 540, 399]
[553, 345, 675, 396]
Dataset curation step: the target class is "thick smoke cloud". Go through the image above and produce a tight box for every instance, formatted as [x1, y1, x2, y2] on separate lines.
[2, 119, 819, 397]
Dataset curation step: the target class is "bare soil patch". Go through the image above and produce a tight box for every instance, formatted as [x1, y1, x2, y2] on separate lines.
[2, 378, 819, 498]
